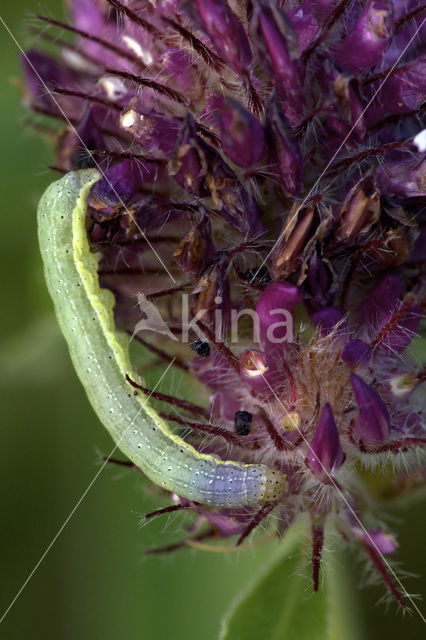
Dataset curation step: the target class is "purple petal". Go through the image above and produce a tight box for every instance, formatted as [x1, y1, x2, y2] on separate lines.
[256, 282, 302, 350]
[308, 0, 335, 21]
[170, 115, 210, 196]
[251, 0, 304, 124]
[57, 106, 106, 171]
[159, 48, 201, 99]
[373, 54, 426, 118]
[21, 50, 78, 112]
[191, 353, 236, 396]
[120, 109, 179, 155]
[210, 391, 241, 422]
[70, 0, 129, 68]
[358, 274, 404, 327]
[407, 226, 426, 264]
[195, 0, 252, 74]
[373, 304, 421, 354]
[265, 93, 303, 196]
[332, 0, 393, 74]
[134, 201, 183, 233]
[204, 94, 266, 168]
[306, 253, 334, 311]
[89, 160, 138, 211]
[341, 340, 371, 368]
[398, 412, 425, 437]
[376, 155, 426, 199]
[361, 529, 398, 555]
[316, 59, 366, 146]
[307, 404, 344, 479]
[198, 510, 245, 536]
[312, 308, 346, 334]
[351, 374, 390, 445]
[287, 1, 320, 53]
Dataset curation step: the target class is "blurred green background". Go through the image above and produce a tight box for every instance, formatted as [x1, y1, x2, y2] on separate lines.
[0, 2, 425, 639]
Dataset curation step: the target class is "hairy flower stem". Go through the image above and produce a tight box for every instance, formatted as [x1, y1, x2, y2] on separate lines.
[361, 542, 406, 609]
[312, 524, 325, 592]
[237, 502, 278, 547]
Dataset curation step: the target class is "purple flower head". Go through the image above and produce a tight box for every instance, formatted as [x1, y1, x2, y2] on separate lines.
[23, 0, 426, 602]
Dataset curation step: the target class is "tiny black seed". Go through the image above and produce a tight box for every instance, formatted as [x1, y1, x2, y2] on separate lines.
[234, 410, 252, 436]
[190, 339, 210, 357]
[242, 266, 271, 285]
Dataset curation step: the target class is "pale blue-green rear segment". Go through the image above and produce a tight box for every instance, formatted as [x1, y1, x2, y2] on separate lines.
[37, 170, 287, 506]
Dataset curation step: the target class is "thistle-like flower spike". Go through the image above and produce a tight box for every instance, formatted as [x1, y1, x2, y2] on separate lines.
[21, 0, 426, 603]
[307, 403, 344, 481]
[351, 374, 390, 446]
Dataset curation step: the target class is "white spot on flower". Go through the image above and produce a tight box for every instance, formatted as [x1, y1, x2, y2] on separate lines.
[99, 76, 127, 100]
[122, 35, 153, 65]
[413, 129, 426, 152]
[120, 109, 138, 129]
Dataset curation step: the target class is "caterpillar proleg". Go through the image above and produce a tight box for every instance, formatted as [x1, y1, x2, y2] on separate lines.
[37, 170, 287, 507]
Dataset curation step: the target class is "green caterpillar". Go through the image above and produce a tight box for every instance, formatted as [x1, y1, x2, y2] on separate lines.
[37, 169, 287, 507]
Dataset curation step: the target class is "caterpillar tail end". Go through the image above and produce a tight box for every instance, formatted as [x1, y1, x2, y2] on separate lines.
[262, 469, 288, 502]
